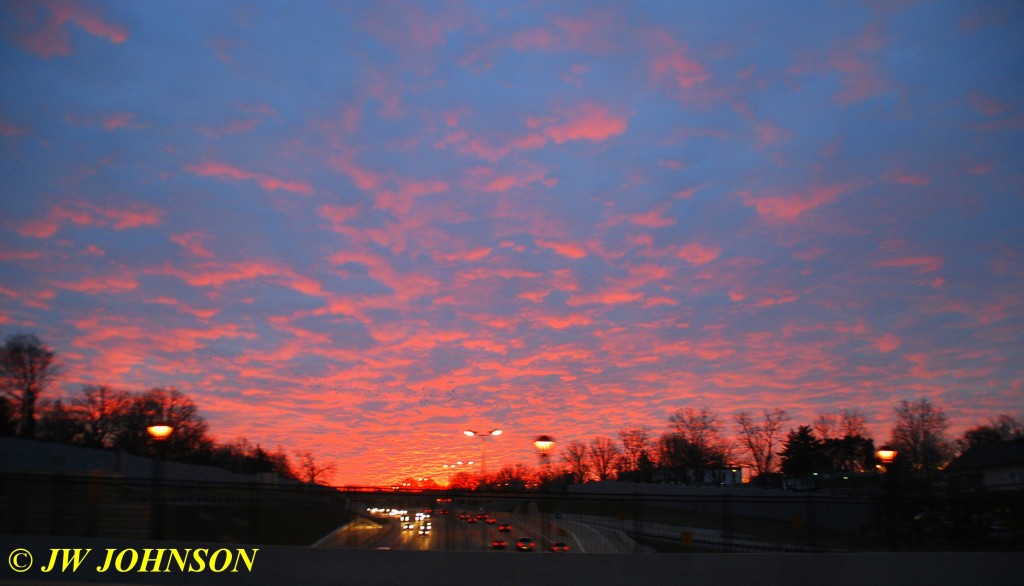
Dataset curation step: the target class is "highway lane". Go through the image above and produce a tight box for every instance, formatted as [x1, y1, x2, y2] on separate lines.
[365, 506, 565, 553]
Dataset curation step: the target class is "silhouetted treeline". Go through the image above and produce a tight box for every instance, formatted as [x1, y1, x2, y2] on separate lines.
[0, 332, 334, 483]
[552, 400, 1024, 489]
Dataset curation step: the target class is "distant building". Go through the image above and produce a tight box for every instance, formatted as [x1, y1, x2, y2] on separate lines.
[945, 440, 1024, 493]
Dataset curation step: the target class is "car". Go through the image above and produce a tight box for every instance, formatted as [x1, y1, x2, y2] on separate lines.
[458, 513, 468, 520]
[486, 517, 497, 524]
[402, 522, 416, 531]
[549, 542, 569, 552]
[466, 516, 477, 523]
[515, 537, 535, 551]
[491, 539, 507, 549]
[498, 523, 512, 532]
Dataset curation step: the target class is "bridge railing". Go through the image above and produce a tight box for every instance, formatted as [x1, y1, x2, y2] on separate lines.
[3, 472, 1020, 552]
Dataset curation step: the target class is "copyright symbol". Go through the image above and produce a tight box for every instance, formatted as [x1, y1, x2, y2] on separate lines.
[8, 548, 32, 572]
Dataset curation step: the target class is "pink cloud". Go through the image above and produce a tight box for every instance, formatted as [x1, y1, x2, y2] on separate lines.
[468, 164, 553, 194]
[101, 113, 139, 130]
[148, 297, 220, 320]
[199, 118, 261, 137]
[529, 311, 594, 330]
[536, 239, 588, 259]
[440, 104, 626, 162]
[11, 0, 128, 58]
[0, 121, 28, 137]
[874, 255, 944, 273]
[675, 186, 699, 199]
[16, 201, 163, 238]
[875, 333, 902, 353]
[153, 261, 327, 301]
[677, 242, 721, 265]
[105, 205, 163, 229]
[375, 179, 449, 214]
[883, 169, 931, 186]
[432, 247, 492, 263]
[543, 103, 628, 144]
[187, 161, 314, 195]
[317, 204, 361, 229]
[652, 47, 710, 91]
[461, 339, 508, 355]
[170, 232, 215, 258]
[326, 153, 383, 191]
[329, 250, 439, 302]
[751, 294, 800, 308]
[508, 27, 559, 51]
[568, 288, 644, 307]
[967, 163, 995, 176]
[829, 53, 887, 104]
[755, 122, 792, 147]
[740, 183, 859, 222]
[505, 12, 614, 53]
[53, 271, 138, 294]
[625, 203, 677, 228]
[968, 91, 1009, 116]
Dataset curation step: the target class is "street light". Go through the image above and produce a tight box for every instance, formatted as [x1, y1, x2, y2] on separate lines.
[147, 422, 174, 540]
[463, 429, 501, 479]
[532, 435, 556, 545]
[533, 435, 556, 489]
[533, 435, 555, 453]
[876, 445, 897, 472]
[147, 424, 173, 441]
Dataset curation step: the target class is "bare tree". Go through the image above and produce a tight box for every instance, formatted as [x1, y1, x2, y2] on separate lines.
[70, 385, 130, 448]
[107, 387, 213, 460]
[588, 436, 621, 481]
[1, 333, 60, 438]
[668, 407, 730, 481]
[561, 440, 590, 483]
[958, 414, 1024, 452]
[295, 450, 337, 484]
[617, 426, 652, 478]
[493, 463, 533, 490]
[735, 408, 789, 479]
[815, 408, 868, 441]
[890, 398, 952, 473]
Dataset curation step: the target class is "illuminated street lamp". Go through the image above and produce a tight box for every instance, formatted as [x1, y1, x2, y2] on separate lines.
[533, 435, 556, 489]
[147, 424, 174, 441]
[147, 422, 174, 540]
[463, 429, 502, 478]
[533, 435, 555, 463]
[876, 445, 897, 472]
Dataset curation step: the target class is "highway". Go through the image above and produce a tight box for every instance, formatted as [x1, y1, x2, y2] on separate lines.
[340, 502, 578, 553]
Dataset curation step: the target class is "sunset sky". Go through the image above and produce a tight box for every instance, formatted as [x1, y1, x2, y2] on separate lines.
[2, 1, 1022, 486]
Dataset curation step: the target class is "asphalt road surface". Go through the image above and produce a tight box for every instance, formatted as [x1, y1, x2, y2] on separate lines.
[350, 506, 574, 553]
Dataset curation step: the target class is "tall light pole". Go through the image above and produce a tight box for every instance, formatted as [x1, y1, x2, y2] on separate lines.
[533, 435, 555, 474]
[533, 435, 556, 546]
[463, 429, 501, 479]
[147, 421, 174, 540]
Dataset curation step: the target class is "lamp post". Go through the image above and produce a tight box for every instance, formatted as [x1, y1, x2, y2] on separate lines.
[875, 445, 899, 550]
[463, 429, 501, 480]
[147, 421, 174, 540]
[533, 435, 556, 547]
[533, 435, 555, 478]
[875, 445, 897, 474]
